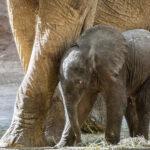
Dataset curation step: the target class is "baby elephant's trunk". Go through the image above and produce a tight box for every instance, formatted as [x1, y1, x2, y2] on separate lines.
[57, 82, 81, 147]
[67, 104, 81, 144]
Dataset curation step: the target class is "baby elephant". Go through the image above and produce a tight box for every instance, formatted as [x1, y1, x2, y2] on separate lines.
[56, 25, 150, 147]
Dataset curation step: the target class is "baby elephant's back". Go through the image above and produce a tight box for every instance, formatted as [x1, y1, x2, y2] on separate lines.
[122, 29, 150, 59]
[123, 29, 150, 40]
[122, 29, 150, 90]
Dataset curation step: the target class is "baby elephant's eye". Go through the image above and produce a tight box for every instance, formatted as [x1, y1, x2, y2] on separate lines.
[75, 79, 84, 85]
[113, 72, 119, 78]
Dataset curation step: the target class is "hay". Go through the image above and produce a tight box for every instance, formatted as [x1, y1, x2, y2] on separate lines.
[81, 119, 105, 134]
[81, 134, 150, 149]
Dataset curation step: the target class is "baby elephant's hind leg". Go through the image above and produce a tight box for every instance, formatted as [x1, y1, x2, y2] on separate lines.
[125, 97, 139, 137]
[136, 78, 150, 140]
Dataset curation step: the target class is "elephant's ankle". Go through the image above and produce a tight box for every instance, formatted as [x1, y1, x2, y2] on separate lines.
[0, 114, 48, 148]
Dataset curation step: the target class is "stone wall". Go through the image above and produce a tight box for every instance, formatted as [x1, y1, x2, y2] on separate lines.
[0, 0, 23, 130]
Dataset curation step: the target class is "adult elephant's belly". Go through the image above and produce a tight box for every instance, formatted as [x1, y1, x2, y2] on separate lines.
[95, 0, 150, 31]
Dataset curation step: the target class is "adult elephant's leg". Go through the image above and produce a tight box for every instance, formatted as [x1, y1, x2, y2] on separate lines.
[7, 0, 38, 71]
[0, 0, 98, 148]
[136, 79, 150, 140]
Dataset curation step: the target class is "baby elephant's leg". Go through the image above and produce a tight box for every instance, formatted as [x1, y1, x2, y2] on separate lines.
[75, 90, 98, 145]
[125, 97, 139, 137]
[78, 90, 98, 127]
[56, 88, 97, 148]
[136, 79, 150, 140]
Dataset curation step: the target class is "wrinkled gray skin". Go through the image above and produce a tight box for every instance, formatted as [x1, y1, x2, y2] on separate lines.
[56, 25, 150, 147]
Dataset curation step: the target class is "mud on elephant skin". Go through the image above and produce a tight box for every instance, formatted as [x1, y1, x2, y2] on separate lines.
[56, 25, 150, 147]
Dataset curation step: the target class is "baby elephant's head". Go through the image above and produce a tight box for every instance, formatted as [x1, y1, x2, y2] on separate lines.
[59, 44, 93, 144]
[59, 25, 127, 104]
[59, 45, 91, 104]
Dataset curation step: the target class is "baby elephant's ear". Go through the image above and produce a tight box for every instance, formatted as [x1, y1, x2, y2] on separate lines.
[110, 61, 124, 81]
[109, 42, 127, 81]
[88, 45, 98, 71]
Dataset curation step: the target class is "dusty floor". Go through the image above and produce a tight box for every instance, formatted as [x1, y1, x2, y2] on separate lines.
[0, 133, 150, 149]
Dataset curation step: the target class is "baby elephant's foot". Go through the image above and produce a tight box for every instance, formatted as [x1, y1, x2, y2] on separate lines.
[54, 134, 76, 148]
[75, 136, 82, 146]
[105, 132, 120, 144]
[76, 141, 83, 147]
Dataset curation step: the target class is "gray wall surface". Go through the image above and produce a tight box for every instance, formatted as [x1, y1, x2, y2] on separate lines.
[0, 0, 24, 131]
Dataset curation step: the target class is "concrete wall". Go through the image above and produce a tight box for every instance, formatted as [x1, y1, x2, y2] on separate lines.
[0, 0, 24, 130]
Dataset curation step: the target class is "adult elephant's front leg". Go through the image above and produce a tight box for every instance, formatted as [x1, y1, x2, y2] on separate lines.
[105, 80, 127, 144]
[125, 97, 139, 137]
[0, 0, 98, 148]
[0, 0, 44, 148]
[7, 0, 38, 72]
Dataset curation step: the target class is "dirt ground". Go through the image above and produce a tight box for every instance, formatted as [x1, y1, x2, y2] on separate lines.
[0, 133, 150, 149]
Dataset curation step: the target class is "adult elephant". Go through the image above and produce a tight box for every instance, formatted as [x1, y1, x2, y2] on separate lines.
[0, 0, 150, 148]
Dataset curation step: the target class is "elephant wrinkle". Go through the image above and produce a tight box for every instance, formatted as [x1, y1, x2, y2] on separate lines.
[35, 16, 51, 49]
[95, 0, 150, 30]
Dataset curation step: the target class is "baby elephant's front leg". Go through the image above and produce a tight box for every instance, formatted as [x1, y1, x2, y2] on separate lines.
[55, 83, 80, 148]
[67, 101, 81, 144]
[105, 80, 127, 144]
